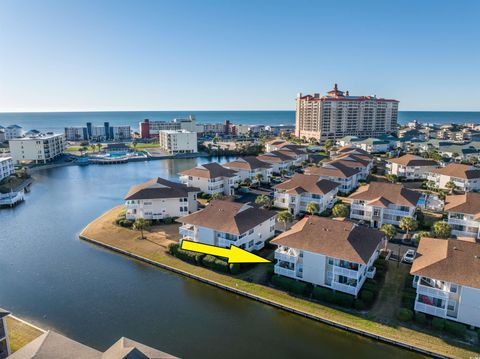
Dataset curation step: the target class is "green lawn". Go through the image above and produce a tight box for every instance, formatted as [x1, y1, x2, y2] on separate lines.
[6, 316, 44, 352]
[128, 143, 159, 149]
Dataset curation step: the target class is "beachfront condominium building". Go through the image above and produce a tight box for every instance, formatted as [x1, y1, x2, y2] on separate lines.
[273, 174, 339, 216]
[271, 216, 384, 296]
[124, 177, 200, 221]
[0, 309, 10, 359]
[158, 130, 198, 154]
[9, 133, 65, 164]
[223, 156, 272, 184]
[295, 84, 399, 144]
[139, 116, 198, 139]
[304, 162, 360, 193]
[349, 182, 421, 228]
[411, 238, 480, 328]
[64, 126, 89, 141]
[178, 200, 277, 251]
[8, 330, 177, 359]
[179, 162, 239, 196]
[386, 154, 439, 180]
[444, 192, 480, 239]
[4, 125, 24, 140]
[427, 163, 480, 192]
[111, 125, 132, 141]
[0, 157, 14, 181]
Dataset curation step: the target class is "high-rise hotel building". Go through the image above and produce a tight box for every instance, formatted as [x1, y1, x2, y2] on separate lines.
[295, 84, 399, 143]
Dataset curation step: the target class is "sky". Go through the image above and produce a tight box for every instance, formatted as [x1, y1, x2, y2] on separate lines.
[0, 0, 479, 112]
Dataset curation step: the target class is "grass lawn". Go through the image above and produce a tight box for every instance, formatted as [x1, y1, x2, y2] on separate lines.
[79, 206, 479, 358]
[65, 146, 82, 151]
[6, 316, 44, 353]
[129, 143, 159, 149]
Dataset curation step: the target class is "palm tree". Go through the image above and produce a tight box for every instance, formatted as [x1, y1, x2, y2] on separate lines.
[324, 139, 334, 152]
[277, 210, 293, 231]
[385, 174, 398, 183]
[380, 223, 396, 250]
[399, 216, 418, 239]
[96, 143, 102, 152]
[133, 218, 150, 239]
[445, 180, 456, 194]
[305, 202, 319, 215]
[211, 192, 224, 201]
[431, 221, 451, 239]
[90, 144, 96, 153]
[280, 169, 288, 178]
[132, 140, 138, 152]
[332, 203, 349, 218]
[254, 173, 264, 184]
[255, 194, 271, 208]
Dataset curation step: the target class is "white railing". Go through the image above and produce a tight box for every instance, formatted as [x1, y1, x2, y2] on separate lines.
[415, 301, 447, 318]
[448, 218, 480, 228]
[332, 282, 357, 295]
[274, 251, 299, 262]
[274, 265, 295, 278]
[366, 266, 376, 279]
[179, 226, 195, 238]
[333, 265, 359, 279]
[416, 282, 449, 299]
[218, 238, 235, 248]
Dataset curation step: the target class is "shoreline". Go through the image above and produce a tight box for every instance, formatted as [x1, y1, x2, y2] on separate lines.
[78, 208, 478, 359]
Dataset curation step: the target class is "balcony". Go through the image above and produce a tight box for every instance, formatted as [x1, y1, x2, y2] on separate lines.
[333, 265, 359, 279]
[415, 301, 446, 317]
[179, 224, 195, 238]
[274, 265, 295, 278]
[331, 281, 357, 295]
[274, 248, 299, 262]
[366, 266, 376, 279]
[416, 279, 449, 299]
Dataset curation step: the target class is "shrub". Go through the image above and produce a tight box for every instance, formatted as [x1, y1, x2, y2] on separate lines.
[360, 290, 375, 305]
[163, 217, 173, 224]
[414, 312, 427, 325]
[432, 318, 445, 331]
[401, 291, 416, 309]
[213, 258, 229, 273]
[397, 308, 413, 322]
[335, 292, 354, 308]
[168, 242, 180, 255]
[229, 263, 241, 274]
[271, 275, 307, 295]
[354, 299, 366, 311]
[313, 287, 335, 303]
[202, 255, 217, 268]
[363, 281, 378, 294]
[445, 320, 466, 338]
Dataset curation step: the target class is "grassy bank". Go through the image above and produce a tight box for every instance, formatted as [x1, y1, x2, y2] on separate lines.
[80, 206, 479, 358]
[6, 316, 44, 353]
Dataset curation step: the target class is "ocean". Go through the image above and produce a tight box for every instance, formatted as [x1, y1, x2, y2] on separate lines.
[1, 110, 480, 133]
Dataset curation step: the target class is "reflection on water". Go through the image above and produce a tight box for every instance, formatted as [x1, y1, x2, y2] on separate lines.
[0, 157, 421, 359]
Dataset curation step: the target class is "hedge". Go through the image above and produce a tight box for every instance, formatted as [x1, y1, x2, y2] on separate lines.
[432, 318, 445, 330]
[414, 312, 426, 325]
[397, 308, 413, 322]
[354, 299, 366, 311]
[362, 281, 378, 294]
[444, 320, 467, 338]
[271, 275, 307, 295]
[229, 263, 241, 274]
[360, 289, 375, 305]
[312, 287, 354, 308]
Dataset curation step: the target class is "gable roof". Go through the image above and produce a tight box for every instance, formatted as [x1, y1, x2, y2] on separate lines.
[429, 163, 480, 179]
[257, 151, 294, 163]
[444, 193, 480, 218]
[179, 162, 238, 178]
[103, 337, 177, 359]
[305, 162, 360, 178]
[271, 216, 383, 264]
[273, 174, 339, 195]
[8, 331, 102, 359]
[124, 177, 200, 200]
[349, 182, 421, 207]
[177, 200, 276, 235]
[388, 154, 438, 167]
[411, 238, 480, 289]
[223, 156, 271, 171]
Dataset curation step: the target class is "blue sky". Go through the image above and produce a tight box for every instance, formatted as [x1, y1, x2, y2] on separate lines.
[0, 0, 479, 112]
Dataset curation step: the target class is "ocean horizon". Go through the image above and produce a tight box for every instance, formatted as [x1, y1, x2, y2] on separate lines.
[1, 110, 480, 133]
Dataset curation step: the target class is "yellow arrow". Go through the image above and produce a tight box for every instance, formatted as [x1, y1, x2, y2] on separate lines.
[181, 240, 270, 264]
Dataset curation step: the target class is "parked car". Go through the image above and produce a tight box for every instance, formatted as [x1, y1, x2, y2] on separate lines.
[402, 249, 416, 264]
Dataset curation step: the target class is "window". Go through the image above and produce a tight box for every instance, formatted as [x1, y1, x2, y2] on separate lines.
[248, 229, 254, 235]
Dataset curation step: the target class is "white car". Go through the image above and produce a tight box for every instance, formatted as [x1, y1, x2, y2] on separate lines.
[402, 249, 416, 264]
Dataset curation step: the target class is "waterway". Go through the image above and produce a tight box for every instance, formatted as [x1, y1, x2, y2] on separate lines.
[0, 157, 423, 358]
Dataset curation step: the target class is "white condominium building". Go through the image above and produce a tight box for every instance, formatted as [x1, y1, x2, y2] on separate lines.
[427, 163, 480, 192]
[159, 130, 198, 155]
[444, 193, 480, 239]
[349, 182, 420, 228]
[111, 125, 131, 141]
[324, 153, 373, 181]
[179, 162, 239, 196]
[64, 126, 89, 141]
[272, 216, 384, 296]
[178, 200, 277, 251]
[4, 125, 24, 140]
[411, 238, 480, 328]
[305, 162, 360, 193]
[124, 177, 200, 221]
[295, 84, 399, 144]
[223, 156, 272, 184]
[256, 151, 296, 173]
[9, 133, 65, 164]
[273, 174, 339, 216]
[386, 154, 439, 180]
[0, 157, 14, 181]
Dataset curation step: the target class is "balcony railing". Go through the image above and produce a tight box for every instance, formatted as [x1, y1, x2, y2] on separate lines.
[416, 281, 449, 299]
[331, 281, 357, 295]
[274, 265, 295, 278]
[274, 250, 299, 262]
[415, 301, 446, 317]
[333, 265, 359, 279]
[179, 225, 195, 238]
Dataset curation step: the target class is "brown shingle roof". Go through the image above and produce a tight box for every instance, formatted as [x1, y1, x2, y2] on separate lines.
[336, 147, 372, 158]
[271, 216, 383, 264]
[430, 163, 480, 180]
[388, 154, 438, 167]
[176, 200, 276, 235]
[444, 193, 480, 217]
[411, 238, 480, 289]
[266, 139, 286, 145]
[273, 174, 339, 195]
[179, 162, 238, 178]
[223, 156, 271, 170]
[257, 151, 294, 163]
[349, 182, 421, 207]
[124, 177, 199, 200]
[305, 162, 360, 178]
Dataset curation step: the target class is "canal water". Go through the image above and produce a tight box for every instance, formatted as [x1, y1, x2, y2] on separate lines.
[0, 157, 422, 358]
